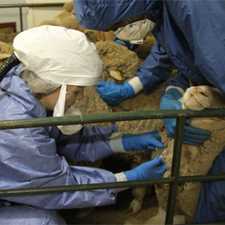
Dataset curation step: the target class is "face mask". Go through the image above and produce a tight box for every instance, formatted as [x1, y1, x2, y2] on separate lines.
[59, 107, 83, 135]
[115, 19, 155, 44]
[53, 85, 83, 135]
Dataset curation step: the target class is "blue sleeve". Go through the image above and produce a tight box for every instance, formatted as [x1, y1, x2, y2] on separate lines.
[166, 69, 192, 91]
[166, 72, 189, 90]
[167, 70, 213, 91]
[0, 206, 66, 225]
[50, 125, 118, 163]
[166, 0, 225, 96]
[137, 41, 173, 92]
[194, 148, 225, 223]
[1, 125, 117, 209]
[75, 0, 161, 31]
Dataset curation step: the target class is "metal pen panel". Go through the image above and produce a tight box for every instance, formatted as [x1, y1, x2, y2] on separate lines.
[0, 3, 64, 9]
[19, 7, 23, 32]
[165, 116, 185, 224]
[0, 2, 64, 31]
[0, 109, 224, 130]
[1, 174, 225, 198]
[1, 3, 225, 224]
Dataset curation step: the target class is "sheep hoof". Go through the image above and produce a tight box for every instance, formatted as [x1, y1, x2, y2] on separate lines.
[128, 199, 143, 214]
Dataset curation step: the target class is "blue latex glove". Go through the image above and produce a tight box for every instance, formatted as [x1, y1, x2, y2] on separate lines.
[160, 88, 211, 145]
[96, 80, 135, 106]
[124, 157, 166, 181]
[122, 131, 164, 152]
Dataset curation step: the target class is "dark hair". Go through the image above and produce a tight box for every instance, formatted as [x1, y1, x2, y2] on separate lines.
[0, 54, 20, 82]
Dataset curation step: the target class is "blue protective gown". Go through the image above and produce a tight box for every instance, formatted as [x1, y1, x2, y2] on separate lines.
[0, 65, 118, 209]
[75, 0, 225, 95]
[194, 148, 225, 223]
[75, 0, 225, 222]
[75, 0, 173, 93]
[0, 205, 66, 225]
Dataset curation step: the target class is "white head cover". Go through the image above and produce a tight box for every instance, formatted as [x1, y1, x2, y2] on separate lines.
[115, 19, 155, 44]
[13, 25, 103, 134]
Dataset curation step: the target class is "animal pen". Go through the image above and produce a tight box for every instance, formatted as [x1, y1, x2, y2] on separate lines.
[0, 3, 225, 225]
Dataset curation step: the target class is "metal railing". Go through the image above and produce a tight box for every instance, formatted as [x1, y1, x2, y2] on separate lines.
[0, 3, 64, 31]
[0, 3, 225, 224]
[0, 109, 225, 225]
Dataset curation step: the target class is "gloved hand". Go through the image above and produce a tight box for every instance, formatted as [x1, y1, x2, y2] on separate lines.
[96, 80, 135, 106]
[122, 131, 164, 152]
[124, 157, 166, 181]
[160, 88, 211, 145]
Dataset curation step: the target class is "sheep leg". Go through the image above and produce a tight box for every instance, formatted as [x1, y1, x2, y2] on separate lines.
[129, 187, 147, 214]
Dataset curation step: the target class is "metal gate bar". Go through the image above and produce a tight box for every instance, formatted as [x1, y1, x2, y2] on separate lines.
[165, 116, 185, 224]
[1, 4, 225, 223]
[0, 108, 224, 225]
[0, 3, 64, 8]
[0, 3, 64, 31]
[1, 174, 225, 197]
[0, 109, 224, 130]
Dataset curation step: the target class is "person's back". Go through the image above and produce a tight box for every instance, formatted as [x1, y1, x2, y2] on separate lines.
[159, 0, 225, 94]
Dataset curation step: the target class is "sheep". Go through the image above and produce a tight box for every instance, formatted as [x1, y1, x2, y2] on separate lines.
[40, 1, 115, 43]
[125, 85, 225, 225]
[39, 0, 155, 55]
[65, 41, 163, 214]
[0, 41, 13, 61]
